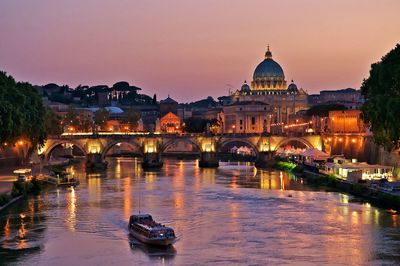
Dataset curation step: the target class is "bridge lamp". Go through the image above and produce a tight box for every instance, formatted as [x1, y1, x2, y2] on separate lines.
[351, 138, 356, 143]
[204, 143, 213, 152]
[338, 138, 343, 142]
[145, 143, 156, 153]
[261, 142, 269, 152]
[89, 145, 100, 153]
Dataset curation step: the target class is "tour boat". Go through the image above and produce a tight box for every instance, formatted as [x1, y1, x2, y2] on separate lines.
[128, 214, 177, 246]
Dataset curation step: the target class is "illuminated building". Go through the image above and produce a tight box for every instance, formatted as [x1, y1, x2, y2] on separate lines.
[222, 46, 309, 133]
[328, 110, 365, 133]
[223, 101, 271, 133]
[160, 112, 181, 133]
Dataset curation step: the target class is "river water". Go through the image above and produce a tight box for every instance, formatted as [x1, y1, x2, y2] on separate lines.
[1, 158, 400, 265]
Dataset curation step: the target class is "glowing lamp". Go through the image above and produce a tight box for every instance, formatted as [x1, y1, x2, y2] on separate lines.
[89, 146, 99, 153]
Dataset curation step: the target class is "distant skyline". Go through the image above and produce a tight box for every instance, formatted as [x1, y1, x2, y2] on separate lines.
[1, 0, 399, 102]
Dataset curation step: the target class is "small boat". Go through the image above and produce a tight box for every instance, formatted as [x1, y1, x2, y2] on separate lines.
[129, 214, 177, 246]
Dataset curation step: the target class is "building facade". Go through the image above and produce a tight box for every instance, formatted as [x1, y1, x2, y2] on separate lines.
[160, 96, 178, 116]
[222, 47, 309, 133]
[160, 112, 181, 133]
[328, 110, 365, 133]
[223, 101, 271, 133]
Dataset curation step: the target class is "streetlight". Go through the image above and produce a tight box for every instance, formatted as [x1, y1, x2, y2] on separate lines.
[232, 125, 236, 134]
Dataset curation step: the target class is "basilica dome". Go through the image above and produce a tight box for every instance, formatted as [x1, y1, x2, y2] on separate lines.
[240, 81, 251, 92]
[251, 46, 287, 91]
[287, 80, 298, 93]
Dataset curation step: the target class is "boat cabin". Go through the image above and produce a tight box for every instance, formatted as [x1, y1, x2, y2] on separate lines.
[130, 214, 154, 224]
[13, 169, 32, 182]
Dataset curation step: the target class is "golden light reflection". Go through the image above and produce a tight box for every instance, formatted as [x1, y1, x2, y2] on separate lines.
[374, 209, 380, 226]
[229, 202, 239, 219]
[351, 211, 359, 225]
[67, 187, 77, 232]
[231, 175, 238, 189]
[201, 168, 215, 185]
[123, 176, 131, 220]
[115, 158, 121, 179]
[17, 213, 27, 249]
[88, 176, 101, 204]
[145, 171, 156, 190]
[280, 171, 285, 190]
[392, 214, 399, 227]
[4, 218, 10, 240]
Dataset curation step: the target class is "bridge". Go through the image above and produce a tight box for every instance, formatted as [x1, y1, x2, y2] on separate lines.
[39, 133, 323, 169]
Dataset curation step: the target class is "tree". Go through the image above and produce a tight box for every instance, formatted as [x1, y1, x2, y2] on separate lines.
[152, 94, 157, 105]
[361, 44, 400, 151]
[185, 117, 208, 133]
[113, 81, 130, 91]
[0, 72, 46, 149]
[93, 108, 110, 130]
[44, 108, 62, 136]
[122, 108, 141, 129]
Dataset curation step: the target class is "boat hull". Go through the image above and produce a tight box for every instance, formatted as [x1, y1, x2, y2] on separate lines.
[129, 229, 176, 246]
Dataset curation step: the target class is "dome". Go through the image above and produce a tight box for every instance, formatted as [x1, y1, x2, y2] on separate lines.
[253, 46, 285, 81]
[287, 80, 298, 92]
[240, 81, 251, 92]
[105, 106, 124, 114]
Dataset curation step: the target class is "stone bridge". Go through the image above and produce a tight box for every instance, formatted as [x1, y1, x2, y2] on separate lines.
[39, 133, 323, 169]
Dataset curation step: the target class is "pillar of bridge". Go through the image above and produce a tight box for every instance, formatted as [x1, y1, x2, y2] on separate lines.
[199, 152, 219, 168]
[255, 151, 276, 168]
[198, 138, 219, 168]
[141, 139, 163, 169]
[86, 153, 107, 169]
[142, 152, 163, 169]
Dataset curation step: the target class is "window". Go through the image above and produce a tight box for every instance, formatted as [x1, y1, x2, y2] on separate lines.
[239, 119, 243, 125]
[251, 117, 255, 125]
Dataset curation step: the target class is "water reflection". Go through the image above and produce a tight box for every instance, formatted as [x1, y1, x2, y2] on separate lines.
[1, 158, 400, 265]
[66, 187, 76, 232]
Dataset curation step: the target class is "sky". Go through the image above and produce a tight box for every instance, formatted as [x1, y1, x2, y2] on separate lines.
[1, 0, 399, 102]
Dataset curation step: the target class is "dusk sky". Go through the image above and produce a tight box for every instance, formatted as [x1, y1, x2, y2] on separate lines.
[1, 0, 399, 102]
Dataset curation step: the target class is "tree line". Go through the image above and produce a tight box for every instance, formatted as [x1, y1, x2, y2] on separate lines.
[0, 72, 46, 150]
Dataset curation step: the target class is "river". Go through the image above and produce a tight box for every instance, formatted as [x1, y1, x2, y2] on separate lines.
[1, 158, 400, 265]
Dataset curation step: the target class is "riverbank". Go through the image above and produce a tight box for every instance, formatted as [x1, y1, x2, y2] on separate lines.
[273, 160, 400, 211]
[0, 178, 44, 213]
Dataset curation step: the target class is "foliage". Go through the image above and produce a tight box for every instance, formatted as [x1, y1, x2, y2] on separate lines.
[188, 96, 216, 108]
[11, 178, 42, 198]
[152, 94, 157, 105]
[94, 108, 110, 129]
[306, 104, 347, 117]
[0, 72, 46, 149]
[184, 117, 218, 133]
[113, 81, 130, 91]
[361, 44, 400, 151]
[0, 193, 11, 206]
[45, 108, 62, 136]
[122, 108, 141, 129]
[62, 107, 93, 132]
[274, 161, 297, 171]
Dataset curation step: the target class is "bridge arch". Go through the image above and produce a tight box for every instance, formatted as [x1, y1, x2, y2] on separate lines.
[274, 137, 314, 151]
[101, 140, 143, 160]
[160, 138, 201, 154]
[218, 138, 259, 157]
[44, 140, 87, 161]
